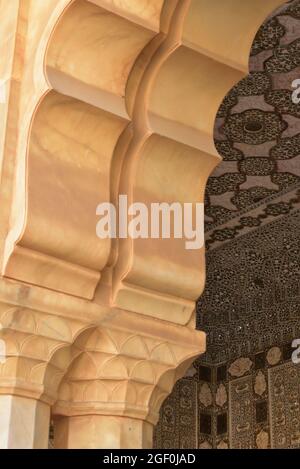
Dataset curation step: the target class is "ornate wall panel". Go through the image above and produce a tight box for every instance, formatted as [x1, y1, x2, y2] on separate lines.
[155, 342, 300, 449]
[269, 362, 300, 448]
[229, 376, 255, 449]
[153, 378, 197, 449]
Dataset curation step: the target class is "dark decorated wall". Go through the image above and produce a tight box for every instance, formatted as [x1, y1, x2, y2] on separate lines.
[154, 0, 300, 449]
[154, 210, 300, 449]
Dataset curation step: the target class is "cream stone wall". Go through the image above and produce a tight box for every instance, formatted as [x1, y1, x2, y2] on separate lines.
[0, 0, 284, 449]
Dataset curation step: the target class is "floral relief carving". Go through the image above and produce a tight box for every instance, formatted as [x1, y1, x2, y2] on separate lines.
[256, 430, 269, 449]
[217, 440, 229, 449]
[254, 371, 267, 396]
[199, 440, 212, 449]
[229, 358, 253, 378]
[199, 383, 213, 408]
[216, 384, 227, 407]
[267, 347, 282, 366]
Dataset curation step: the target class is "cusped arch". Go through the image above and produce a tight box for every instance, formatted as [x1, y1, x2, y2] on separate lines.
[2, 0, 229, 326]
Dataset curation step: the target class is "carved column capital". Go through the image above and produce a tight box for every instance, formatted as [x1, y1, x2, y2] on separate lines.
[0, 302, 87, 404]
[53, 319, 205, 425]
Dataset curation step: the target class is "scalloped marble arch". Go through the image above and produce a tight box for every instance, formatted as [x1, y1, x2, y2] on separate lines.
[1, 0, 285, 328]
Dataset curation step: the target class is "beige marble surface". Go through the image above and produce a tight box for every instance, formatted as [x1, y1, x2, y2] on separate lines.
[0, 395, 50, 449]
[54, 415, 153, 449]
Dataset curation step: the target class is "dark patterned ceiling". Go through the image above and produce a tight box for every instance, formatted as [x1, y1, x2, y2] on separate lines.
[199, 0, 300, 363]
[206, 0, 300, 250]
[198, 209, 300, 364]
